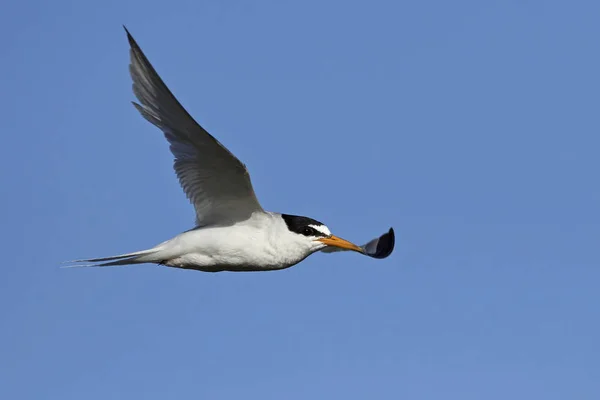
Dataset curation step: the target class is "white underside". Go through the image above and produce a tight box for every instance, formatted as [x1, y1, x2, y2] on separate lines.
[146, 212, 326, 272]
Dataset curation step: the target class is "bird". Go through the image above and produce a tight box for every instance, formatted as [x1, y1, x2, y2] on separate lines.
[67, 27, 395, 273]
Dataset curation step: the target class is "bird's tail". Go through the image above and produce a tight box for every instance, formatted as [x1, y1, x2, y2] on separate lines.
[62, 248, 162, 268]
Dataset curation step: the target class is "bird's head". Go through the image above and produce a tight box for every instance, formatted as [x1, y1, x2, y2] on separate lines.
[281, 214, 364, 254]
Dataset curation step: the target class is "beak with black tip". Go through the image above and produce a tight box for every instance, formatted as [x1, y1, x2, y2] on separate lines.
[318, 235, 365, 253]
[318, 228, 395, 259]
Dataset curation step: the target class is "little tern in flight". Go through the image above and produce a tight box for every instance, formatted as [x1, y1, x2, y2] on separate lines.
[68, 28, 395, 272]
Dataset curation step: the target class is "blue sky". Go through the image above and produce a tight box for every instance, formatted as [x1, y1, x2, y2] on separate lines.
[2, 0, 600, 398]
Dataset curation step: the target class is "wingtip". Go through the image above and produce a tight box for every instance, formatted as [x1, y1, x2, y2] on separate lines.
[379, 227, 395, 258]
[359, 226, 395, 259]
[123, 25, 137, 47]
[373, 227, 395, 259]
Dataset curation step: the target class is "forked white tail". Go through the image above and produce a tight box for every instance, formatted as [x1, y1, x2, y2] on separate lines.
[63, 248, 162, 268]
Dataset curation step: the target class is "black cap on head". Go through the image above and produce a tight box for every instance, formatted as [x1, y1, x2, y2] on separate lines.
[281, 214, 329, 237]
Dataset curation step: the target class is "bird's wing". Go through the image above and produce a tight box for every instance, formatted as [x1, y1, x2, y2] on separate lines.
[125, 27, 263, 226]
[322, 228, 395, 259]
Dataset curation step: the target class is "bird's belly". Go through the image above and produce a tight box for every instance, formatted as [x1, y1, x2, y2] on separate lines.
[162, 248, 302, 272]
[164, 252, 295, 272]
[159, 221, 312, 272]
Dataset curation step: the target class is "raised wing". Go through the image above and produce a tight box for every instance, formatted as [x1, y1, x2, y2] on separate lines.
[125, 27, 263, 226]
[322, 228, 395, 259]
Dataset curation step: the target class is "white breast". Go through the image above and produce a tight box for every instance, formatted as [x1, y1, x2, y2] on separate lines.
[159, 212, 319, 272]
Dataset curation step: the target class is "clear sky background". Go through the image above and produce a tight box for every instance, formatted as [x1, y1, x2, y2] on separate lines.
[2, 0, 599, 398]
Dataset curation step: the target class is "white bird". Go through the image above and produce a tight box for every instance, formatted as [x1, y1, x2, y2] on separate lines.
[68, 27, 395, 273]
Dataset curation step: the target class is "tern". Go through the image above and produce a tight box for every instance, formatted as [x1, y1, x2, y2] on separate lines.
[68, 28, 395, 273]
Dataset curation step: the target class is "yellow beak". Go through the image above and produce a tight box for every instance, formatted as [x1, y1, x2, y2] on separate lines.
[318, 235, 364, 253]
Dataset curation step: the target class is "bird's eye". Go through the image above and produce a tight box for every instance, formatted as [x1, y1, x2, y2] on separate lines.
[303, 227, 313, 236]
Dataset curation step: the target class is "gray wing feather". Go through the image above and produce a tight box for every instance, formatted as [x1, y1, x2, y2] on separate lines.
[125, 27, 263, 225]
